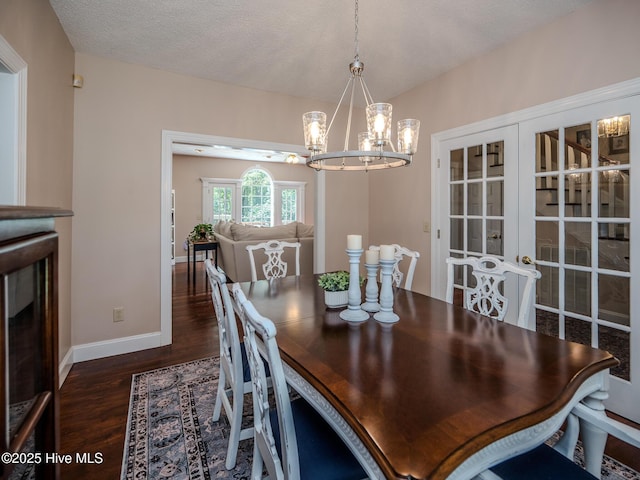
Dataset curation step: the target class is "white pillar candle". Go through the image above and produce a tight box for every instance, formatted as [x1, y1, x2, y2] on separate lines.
[380, 245, 395, 260]
[365, 249, 379, 265]
[347, 235, 362, 250]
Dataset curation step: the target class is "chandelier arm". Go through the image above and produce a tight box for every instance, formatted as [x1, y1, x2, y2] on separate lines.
[344, 78, 357, 151]
[359, 76, 375, 106]
[326, 77, 354, 138]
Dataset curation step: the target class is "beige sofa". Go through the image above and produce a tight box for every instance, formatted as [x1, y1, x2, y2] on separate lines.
[213, 220, 314, 282]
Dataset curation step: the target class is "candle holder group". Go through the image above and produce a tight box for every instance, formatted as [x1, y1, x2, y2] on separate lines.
[339, 236, 397, 324]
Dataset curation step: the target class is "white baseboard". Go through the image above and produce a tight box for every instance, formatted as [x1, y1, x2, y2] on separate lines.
[57, 332, 165, 388]
[58, 347, 74, 388]
[175, 253, 209, 264]
[69, 331, 164, 364]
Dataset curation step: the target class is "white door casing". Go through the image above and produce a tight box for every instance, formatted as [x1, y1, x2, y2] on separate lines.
[0, 34, 27, 205]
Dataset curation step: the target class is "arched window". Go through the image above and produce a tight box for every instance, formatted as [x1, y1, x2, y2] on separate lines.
[241, 168, 272, 226]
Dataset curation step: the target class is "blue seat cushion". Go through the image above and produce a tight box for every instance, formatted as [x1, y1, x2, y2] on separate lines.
[239, 341, 269, 383]
[270, 398, 366, 480]
[490, 444, 597, 480]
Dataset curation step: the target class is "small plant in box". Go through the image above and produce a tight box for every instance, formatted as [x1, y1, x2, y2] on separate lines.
[317, 271, 363, 308]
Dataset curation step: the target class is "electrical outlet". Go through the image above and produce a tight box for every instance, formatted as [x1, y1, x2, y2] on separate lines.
[113, 307, 124, 322]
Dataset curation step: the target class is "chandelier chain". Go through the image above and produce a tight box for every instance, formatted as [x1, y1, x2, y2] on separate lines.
[354, 0, 359, 59]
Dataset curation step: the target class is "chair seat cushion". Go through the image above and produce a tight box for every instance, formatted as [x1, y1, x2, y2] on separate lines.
[270, 398, 366, 480]
[490, 444, 597, 479]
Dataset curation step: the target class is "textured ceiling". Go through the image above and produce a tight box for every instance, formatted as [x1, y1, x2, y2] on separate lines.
[50, 0, 594, 105]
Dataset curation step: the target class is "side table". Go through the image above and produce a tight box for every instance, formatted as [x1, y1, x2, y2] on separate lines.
[188, 240, 218, 284]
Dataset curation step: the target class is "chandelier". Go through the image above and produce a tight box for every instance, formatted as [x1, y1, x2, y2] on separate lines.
[302, 0, 420, 171]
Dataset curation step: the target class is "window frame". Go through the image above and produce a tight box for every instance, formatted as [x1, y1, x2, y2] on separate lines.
[200, 175, 305, 226]
[274, 180, 306, 225]
[200, 177, 242, 224]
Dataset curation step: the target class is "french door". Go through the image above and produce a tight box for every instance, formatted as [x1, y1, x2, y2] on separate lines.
[435, 126, 523, 325]
[434, 94, 640, 421]
[519, 96, 639, 421]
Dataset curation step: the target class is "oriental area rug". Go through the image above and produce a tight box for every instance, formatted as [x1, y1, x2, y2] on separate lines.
[121, 356, 640, 480]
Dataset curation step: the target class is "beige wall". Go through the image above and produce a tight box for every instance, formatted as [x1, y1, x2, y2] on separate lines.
[0, 0, 75, 364]
[72, 53, 367, 345]
[172, 154, 316, 250]
[370, 0, 640, 295]
[6, 0, 638, 360]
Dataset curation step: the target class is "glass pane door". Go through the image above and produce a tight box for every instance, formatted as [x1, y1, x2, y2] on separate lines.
[519, 96, 639, 421]
[435, 126, 519, 319]
[213, 186, 233, 222]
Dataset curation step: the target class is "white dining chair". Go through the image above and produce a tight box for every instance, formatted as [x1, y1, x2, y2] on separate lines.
[246, 240, 301, 282]
[483, 402, 640, 480]
[445, 255, 541, 328]
[369, 244, 420, 290]
[205, 259, 253, 470]
[231, 283, 367, 480]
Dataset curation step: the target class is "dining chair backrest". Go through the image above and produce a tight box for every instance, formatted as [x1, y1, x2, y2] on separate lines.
[231, 284, 299, 479]
[246, 240, 301, 282]
[369, 244, 420, 290]
[204, 259, 253, 469]
[445, 256, 541, 328]
[206, 260, 243, 390]
[232, 283, 368, 480]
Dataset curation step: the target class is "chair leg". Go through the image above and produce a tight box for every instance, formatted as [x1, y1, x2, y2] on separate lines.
[224, 386, 244, 469]
[212, 369, 226, 422]
[251, 440, 263, 480]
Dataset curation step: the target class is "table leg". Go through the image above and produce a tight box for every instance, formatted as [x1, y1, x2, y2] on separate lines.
[193, 245, 197, 283]
[576, 386, 610, 479]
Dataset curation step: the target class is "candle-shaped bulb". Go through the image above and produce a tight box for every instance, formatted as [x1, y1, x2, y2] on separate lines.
[374, 114, 385, 134]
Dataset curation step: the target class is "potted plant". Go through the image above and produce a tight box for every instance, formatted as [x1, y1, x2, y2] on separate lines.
[189, 223, 214, 242]
[317, 271, 363, 309]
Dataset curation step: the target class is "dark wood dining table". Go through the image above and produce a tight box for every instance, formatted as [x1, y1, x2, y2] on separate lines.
[238, 275, 618, 480]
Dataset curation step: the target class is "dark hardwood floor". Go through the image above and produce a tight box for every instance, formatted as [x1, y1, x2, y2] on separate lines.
[59, 262, 640, 478]
[59, 262, 219, 479]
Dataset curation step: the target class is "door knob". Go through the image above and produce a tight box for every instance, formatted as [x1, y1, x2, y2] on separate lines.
[521, 255, 535, 265]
